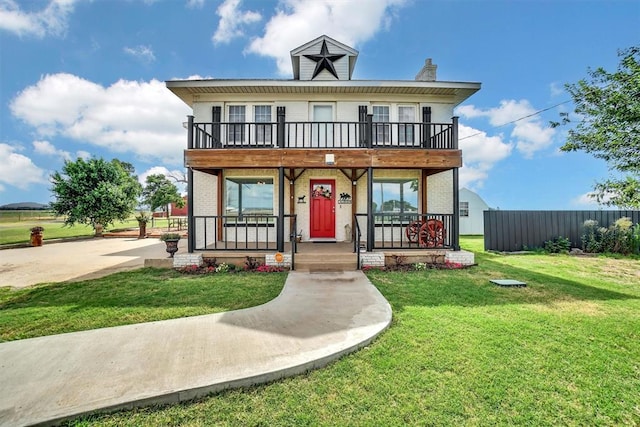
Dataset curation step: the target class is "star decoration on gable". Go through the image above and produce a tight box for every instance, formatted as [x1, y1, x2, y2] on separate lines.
[304, 40, 345, 80]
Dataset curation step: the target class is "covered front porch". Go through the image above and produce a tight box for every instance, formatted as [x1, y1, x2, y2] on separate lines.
[177, 240, 473, 272]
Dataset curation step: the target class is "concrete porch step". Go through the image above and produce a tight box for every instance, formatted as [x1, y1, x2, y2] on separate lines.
[294, 253, 358, 272]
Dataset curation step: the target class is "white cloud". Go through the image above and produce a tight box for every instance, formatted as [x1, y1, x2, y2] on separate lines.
[457, 99, 556, 158]
[550, 81, 564, 97]
[571, 191, 603, 208]
[32, 139, 89, 162]
[123, 45, 156, 62]
[212, 0, 261, 44]
[76, 150, 91, 160]
[10, 73, 191, 165]
[0, 143, 48, 190]
[0, 0, 76, 38]
[186, 0, 205, 8]
[139, 166, 187, 194]
[33, 140, 72, 161]
[245, 0, 407, 75]
[458, 124, 513, 189]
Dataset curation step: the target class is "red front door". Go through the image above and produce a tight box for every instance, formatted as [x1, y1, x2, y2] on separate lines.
[310, 179, 335, 239]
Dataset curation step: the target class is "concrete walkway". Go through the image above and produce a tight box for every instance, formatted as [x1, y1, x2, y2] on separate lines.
[0, 238, 187, 289]
[0, 271, 392, 426]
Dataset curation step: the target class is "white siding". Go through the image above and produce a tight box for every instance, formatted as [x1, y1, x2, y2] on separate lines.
[298, 39, 351, 81]
[459, 188, 490, 235]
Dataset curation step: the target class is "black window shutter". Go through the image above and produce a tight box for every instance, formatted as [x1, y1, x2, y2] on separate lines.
[422, 106, 431, 148]
[359, 105, 368, 146]
[212, 106, 222, 148]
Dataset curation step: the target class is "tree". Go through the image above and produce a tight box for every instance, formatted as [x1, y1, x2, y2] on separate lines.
[141, 174, 185, 218]
[552, 46, 640, 208]
[50, 158, 142, 233]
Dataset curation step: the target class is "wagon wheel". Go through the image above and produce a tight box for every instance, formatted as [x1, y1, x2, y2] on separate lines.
[405, 220, 423, 243]
[419, 219, 446, 248]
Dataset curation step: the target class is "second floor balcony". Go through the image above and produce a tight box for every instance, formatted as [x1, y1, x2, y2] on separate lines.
[187, 116, 459, 151]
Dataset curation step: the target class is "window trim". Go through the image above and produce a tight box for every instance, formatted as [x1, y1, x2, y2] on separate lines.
[224, 177, 275, 224]
[372, 178, 420, 225]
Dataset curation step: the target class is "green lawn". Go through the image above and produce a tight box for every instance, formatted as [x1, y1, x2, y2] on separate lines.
[0, 269, 286, 341]
[0, 217, 175, 245]
[1, 236, 639, 425]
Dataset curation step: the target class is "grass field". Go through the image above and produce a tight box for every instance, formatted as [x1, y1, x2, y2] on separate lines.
[0, 213, 176, 245]
[1, 236, 638, 425]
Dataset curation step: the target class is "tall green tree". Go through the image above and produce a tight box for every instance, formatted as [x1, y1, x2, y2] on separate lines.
[553, 46, 640, 208]
[141, 174, 185, 218]
[50, 158, 142, 233]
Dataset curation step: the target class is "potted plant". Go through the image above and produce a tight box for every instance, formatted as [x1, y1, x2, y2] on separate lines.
[296, 229, 303, 243]
[30, 226, 44, 246]
[135, 211, 151, 239]
[160, 232, 181, 257]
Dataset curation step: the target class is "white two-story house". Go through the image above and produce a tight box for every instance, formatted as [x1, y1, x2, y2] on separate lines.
[166, 35, 480, 268]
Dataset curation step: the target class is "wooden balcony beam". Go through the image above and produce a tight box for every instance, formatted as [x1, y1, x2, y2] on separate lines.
[185, 148, 461, 170]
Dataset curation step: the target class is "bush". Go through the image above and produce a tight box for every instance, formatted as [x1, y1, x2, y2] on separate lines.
[581, 217, 639, 255]
[544, 236, 571, 254]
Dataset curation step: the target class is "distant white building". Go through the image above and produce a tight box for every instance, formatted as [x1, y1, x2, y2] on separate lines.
[459, 188, 490, 235]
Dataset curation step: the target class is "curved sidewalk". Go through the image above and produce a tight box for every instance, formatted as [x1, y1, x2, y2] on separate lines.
[0, 271, 392, 427]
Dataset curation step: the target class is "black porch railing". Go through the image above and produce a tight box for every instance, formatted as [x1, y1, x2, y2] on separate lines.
[192, 215, 278, 251]
[353, 214, 363, 269]
[192, 214, 299, 255]
[355, 213, 454, 250]
[191, 120, 456, 150]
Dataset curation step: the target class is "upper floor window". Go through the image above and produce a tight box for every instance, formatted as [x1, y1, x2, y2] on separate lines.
[372, 105, 390, 144]
[228, 105, 246, 144]
[254, 105, 272, 144]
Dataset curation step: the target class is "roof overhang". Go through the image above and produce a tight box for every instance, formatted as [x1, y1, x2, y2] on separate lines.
[166, 79, 481, 108]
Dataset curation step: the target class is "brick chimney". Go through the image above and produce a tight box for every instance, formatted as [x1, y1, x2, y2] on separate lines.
[415, 58, 437, 81]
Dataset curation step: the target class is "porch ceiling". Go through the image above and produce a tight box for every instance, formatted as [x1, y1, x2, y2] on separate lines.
[185, 148, 462, 170]
[166, 79, 481, 107]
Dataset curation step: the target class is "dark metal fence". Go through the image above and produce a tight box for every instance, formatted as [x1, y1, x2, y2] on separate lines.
[484, 210, 640, 252]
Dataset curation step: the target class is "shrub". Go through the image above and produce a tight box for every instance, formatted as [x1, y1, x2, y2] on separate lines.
[414, 262, 427, 271]
[544, 236, 571, 254]
[582, 220, 602, 253]
[244, 256, 261, 271]
[581, 217, 639, 255]
[256, 265, 285, 273]
[215, 263, 231, 273]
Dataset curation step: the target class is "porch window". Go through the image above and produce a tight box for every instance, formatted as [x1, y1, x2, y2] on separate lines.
[372, 178, 419, 223]
[254, 105, 272, 144]
[228, 106, 245, 145]
[398, 106, 415, 145]
[225, 178, 274, 220]
[460, 201, 469, 217]
[372, 106, 389, 145]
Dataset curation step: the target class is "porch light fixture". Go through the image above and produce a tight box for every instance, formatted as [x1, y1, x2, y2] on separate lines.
[325, 154, 335, 165]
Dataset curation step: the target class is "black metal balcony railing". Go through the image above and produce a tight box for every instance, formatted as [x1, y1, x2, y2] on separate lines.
[190, 120, 456, 150]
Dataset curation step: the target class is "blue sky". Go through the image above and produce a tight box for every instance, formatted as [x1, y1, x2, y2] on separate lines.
[0, 0, 638, 210]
